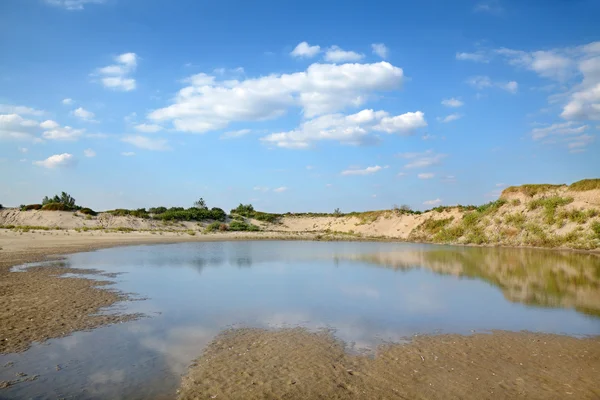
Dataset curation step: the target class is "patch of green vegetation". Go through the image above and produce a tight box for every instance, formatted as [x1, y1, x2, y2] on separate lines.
[231, 204, 280, 223]
[420, 217, 454, 235]
[205, 222, 225, 232]
[502, 184, 566, 197]
[157, 207, 226, 222]
[228, 221, 260, 231]
[113, 227, 134, 232]
[148, 206, 168, 214]
[556, 209, 590, 225]
[464, 227, 487, 244]
[592, 222, 600, 240]
[433, 225, 465, 242]
[0, 225, 60, 232]
[511, 199, 521, 206]
[79, 207, 97, 216]
[568, 179, 600, 191]
[504, 213, 526, 228]
[21, 204, 42, 211]
[108, 208, 151, 218]
[528, 196, 574, 224]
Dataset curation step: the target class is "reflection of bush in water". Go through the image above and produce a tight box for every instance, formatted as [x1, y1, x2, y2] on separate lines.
[354, 248, 600, 317]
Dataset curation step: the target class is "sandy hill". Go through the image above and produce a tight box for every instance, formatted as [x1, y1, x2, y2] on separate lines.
[1, 179, 599, 250]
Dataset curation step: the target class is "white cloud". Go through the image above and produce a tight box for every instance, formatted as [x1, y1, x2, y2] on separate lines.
[261, 109, 425, 149]
[439, 113, 463, 123]
[273, 186, 288, 193]
[121, 151, 136, 157]
[220, 129, 252, 139]
[495, 48, 575, 81]
[371, 43, 389, 59]
[18, 147, 28, 153]
[0, 104, 45, 116]
[84, 148, 96, 157]
[291, 42, 321, 58]
[122, 135, 170, 151]
[33, 153, 76, 168]
[474, 0, 504, 14]
[134, 123, 163, 133]
[441, 98, 464, 107]
[423, 198, 442, 206]
[567, 134, 595, 152]
[62, 98, 73, 105]
[398, 149, 447, 169]
[341, 165, 384, 176]
[43, 125, 84, 141]
[561, 57, 600, 120]
[324, 46, 364, 63]
[253, 186, 270, 192]
[40, 120, 59, 130]
[95, 53, 138, 91]
[418, 173, 435, 179]
[72, 107, 96, 122]
[149, 61, 404, 133]
[0, 114, 40, 141]
[44, 0, 106, 10]
[455, 52, 488, 63]
[530, 121, 588, 140]
[466, 76, 518, 93]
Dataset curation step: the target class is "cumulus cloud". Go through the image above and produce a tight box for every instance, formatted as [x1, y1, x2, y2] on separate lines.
[72, 107, 97, 122]
[84, 148, 96, 157]
[261, 109, 425, 149]
[122, 135, 170, 151]
[418, 173, 435, 179]
[134, 123, 163, 133]
[95, 53, 138, 91]
[0, 114, 40, 141]
[291, 42, 321, 58]
[33, 153, 76, 168]
[0, 104, 45, 116]
[439, 113, 463, 123]
[530, 121, 588, 140]
[371, 43, 389, 59]
[324, 46, 364, 63]
[149, 61, 404, 133]
[423, 198, 442, 206]
[273, 186, 288, 193]
[42, 125, 85, 141]
[398, 149, 446, 169]
[44, 0, 106, 10]
[466, 76, 518, 93]
[341, 165, 385, 176]
[441, 98, 464, 107]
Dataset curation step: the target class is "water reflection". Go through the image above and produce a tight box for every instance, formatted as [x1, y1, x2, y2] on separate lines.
[2, 241, 599, 400]
[342, 247, 600, 317]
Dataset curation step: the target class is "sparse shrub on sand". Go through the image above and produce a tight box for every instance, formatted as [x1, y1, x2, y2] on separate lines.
[79, 208, 97, 216]
[22, 204, 43, 211]
[228, 221, 260, 231]
[569, 179, 600, 191]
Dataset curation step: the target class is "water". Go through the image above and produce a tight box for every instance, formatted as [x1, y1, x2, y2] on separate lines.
[1, 241, 599, 399]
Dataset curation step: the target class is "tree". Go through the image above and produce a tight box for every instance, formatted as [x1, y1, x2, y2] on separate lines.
[42, 192, 76, 209]
[333, 208, 342, 216]
[194, 198, 208, 210]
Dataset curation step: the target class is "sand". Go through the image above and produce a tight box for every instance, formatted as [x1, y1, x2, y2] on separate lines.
[178, 328, 600, 400]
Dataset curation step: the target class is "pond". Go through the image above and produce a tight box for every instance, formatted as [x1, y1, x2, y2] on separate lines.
[2, 241, 599, 399]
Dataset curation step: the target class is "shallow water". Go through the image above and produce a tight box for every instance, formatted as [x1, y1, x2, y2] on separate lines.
[2, 241, 600, 399]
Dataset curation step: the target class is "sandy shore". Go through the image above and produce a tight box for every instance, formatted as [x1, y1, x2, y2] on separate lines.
[178, 328, 600, 400]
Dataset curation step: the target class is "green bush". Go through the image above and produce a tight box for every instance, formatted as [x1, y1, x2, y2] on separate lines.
[504, 213, 525, 228]
[230, 203, 279, 223]
[157, 207, 226, 222]
[569, 179, 600, 191]
[228, 221, 260, 231]
[108, 208, 150, 218]
[22, 204, 43, 211]
[148, 207, 167, 214]
[420, 217, 454, 234]
[79, 208, 97, 216]
[528, 196, 574, 224]
[205, 221, 221, 232]
[41, 203, 71, 211]
[41, 192, 79, 210]
[592, 222, 600, 240]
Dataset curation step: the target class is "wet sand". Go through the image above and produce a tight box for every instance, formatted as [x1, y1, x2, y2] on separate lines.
[178, 328, 600, 400]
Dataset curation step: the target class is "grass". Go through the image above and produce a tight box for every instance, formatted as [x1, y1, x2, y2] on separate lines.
[0, 225, 59, 232]
[569, 179, 600, 191]
[504, 213, 526, 228]
[228, 221, 260, 231]
[592, 222, 600, 240]
[502, 184, 566, 197]
[420, 217, 454, 235]
[434, 225, 465, 242]
[528, 196, 574, 224]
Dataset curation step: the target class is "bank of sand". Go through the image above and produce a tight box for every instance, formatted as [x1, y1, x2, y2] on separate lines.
[1, 230, 599, 398]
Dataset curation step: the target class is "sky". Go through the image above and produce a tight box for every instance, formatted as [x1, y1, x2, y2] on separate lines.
[0, 0, 599, 212]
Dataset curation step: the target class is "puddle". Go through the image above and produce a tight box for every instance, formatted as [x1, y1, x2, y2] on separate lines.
[2, 241, 599, 399]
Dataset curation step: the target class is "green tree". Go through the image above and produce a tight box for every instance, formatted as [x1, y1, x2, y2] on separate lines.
[194, 198, 208, 210]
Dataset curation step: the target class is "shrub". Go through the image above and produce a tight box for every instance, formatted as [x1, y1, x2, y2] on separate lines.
[511, 199, 521, 206]
[108, 208, 150, 219]
[528, 196, 574, 224]
[230, 203, 279, 223]
[22, 204, 43, 211]
[228, 221, 260, 231]
[592, 222, 600, 240]
[0, 204, 3, 209]
[420, 217, 454, 234]
[219, 223, 228, 231]
[205, 222, 221, 232]
[502, 184, 566, 197]
[193, 198, 208, 210]
[434, 225, 465, 242]
[79, 208, 97, 216]
[231, 204, 254, 215]
[148, 207, 167, 214]
[41, 192, 78, 210]
[333, 208, 342, 216]
[569, 179, 600, 191]
[504, 213, 525, 228]
[41, 203, 71, 211]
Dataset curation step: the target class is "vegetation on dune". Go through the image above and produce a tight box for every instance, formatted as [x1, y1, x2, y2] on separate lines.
[228, 221, 260, 231]
[528, 196, 574, 224]
[21, 204, 43, 211]
[79, 207, 97, 216]
[568, 179, 600, 191]
[502, 184, 567, 197]
[231, 204, 280, 223]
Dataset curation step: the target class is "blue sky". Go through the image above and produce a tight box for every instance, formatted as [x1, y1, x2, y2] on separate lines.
[0, 0, 599, 212]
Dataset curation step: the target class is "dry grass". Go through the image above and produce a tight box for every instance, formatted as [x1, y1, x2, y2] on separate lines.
[569, 178, 600, 191]
[501, 184, 566, 197]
